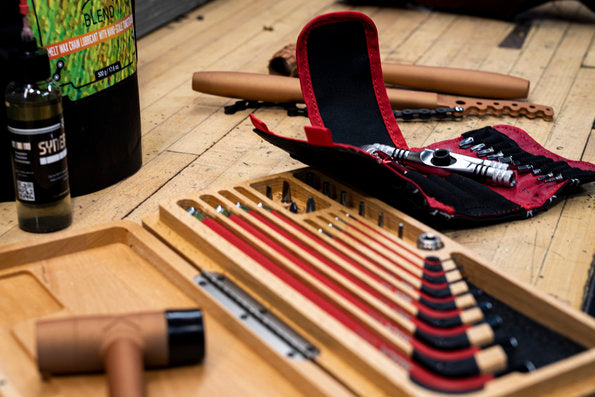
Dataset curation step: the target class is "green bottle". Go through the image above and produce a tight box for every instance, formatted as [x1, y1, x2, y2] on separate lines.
[5, 42, 72, 233]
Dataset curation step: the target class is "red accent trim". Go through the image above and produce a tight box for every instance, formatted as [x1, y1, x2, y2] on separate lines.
[249, 119, 457, 216]
[296, 11, 407, 148]
[229, 215, 426, 342]
[304, 126, 334, 146]
[413, 319, 470, 336]
[493, 125, 595, 171]
[344, 223, 438, 275]
[269, 210, 470, 337]
[270, 211, 413, 296]
[417, 305, 462, 319]
[19, 0, 29, 15]
[410, 366, 492, 393]
[417, 292, 456, 304]
[249, 113, 271, 133]
[411, 339, 480, 361]
[202, 217, 490, 392]
[423, 131, 578, 211]
[354, 218, 423, 259]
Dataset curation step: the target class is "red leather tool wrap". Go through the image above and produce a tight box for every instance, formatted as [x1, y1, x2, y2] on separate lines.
[249, 12, 595, 226]
[296, 12, 407, 149]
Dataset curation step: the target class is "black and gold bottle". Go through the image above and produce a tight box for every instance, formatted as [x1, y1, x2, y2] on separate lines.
[5, 43, 72, 232]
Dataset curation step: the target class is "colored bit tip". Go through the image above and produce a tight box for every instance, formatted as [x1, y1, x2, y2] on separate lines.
[359, 201, 365, 216]
[328, 222, 342, 232]
[186, 206, 206, 221]
[289, 201, 298, 213]
[487, 151, 504, 160]
[257, 202, 272, 211]
[537, 172, 554, 181]
[281, 181, 291, 203]
[317, 228, 332, 238]
[517, 164, 533, 174]
[477, 147, 495, 157]
[470, 143, 486, 152]
[459, 137, 474, 148]
[378, 211, 384, 227]
[215, 205, 231, 217]
[398, 223, 404, 239]
[334, 216, 347, 224]
[235, 202, 250, 212]
[545, 174, 564, 183]
[306, 196, 315, 213]
[498, 156, 514, 164]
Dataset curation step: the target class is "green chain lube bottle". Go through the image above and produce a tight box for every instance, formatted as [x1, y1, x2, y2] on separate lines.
[5, 43, 72, 232]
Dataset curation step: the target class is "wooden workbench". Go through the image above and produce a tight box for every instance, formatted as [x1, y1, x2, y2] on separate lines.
[0, 0, 593, 310]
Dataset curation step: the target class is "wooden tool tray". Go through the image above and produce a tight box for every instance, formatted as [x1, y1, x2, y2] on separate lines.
[144, 168, 595, 396]
[0, 222, 345, 396]
[1, 168, 594, 396]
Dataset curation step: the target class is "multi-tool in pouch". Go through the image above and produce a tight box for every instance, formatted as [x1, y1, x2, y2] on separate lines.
[250, 11, 595, 226]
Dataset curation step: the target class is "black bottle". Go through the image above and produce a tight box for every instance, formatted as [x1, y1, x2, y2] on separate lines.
[5, 43, 72, 232]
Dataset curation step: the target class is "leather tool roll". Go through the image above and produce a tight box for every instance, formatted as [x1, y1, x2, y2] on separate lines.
[249, 11, 595, 227]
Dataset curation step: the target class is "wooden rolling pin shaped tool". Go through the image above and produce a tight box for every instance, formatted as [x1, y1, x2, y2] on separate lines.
[192, 71, 554, 121]
[269, 43, 530, 99]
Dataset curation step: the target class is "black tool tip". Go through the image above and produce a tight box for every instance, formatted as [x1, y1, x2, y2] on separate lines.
[289, 201, 298, 213]
[478, 301, 493, 313]
[306, 196, 315, 213]
[486, 315, 503, 328]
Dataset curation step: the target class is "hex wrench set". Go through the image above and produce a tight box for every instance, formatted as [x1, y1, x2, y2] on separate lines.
[143, 168, 595, 396]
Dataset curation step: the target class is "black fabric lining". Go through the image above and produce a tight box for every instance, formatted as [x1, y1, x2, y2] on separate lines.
[253, 128, 528, 227]
[462, 127, 595, 184]
[306, 21, 394, 148]
[405, 172, 520, 218]
[466, 283, 585, 371]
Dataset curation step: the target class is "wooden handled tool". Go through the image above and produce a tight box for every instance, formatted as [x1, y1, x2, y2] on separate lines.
[185, 204, 510, 382]
[192, 71, 553, 121]
[382, 63, 529, 99]
[269, 43, 530, 99]
[36, 310, 204, 397]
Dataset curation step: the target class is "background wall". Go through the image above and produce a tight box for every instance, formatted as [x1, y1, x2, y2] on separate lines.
[135, 0, 211, 38]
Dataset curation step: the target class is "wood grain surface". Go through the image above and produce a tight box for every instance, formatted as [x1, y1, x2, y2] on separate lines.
[0, 0, 593, 310]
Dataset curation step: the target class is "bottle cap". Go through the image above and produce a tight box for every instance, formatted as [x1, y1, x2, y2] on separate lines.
[15, 40, 51, 82]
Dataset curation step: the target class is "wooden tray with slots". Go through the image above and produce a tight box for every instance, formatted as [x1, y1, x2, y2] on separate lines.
[142, 168, 595, 396]
[1, 168, 594, 396]
[0, 221, 346, 397]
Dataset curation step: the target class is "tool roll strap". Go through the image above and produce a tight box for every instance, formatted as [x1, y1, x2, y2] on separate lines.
[250, 11, 595, 227]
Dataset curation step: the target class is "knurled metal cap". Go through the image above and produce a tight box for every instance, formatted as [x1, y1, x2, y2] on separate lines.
[417, 233, 444, 250]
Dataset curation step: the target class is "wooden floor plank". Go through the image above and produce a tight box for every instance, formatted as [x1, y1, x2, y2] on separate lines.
[535, 187, 595, 306]
[385, 12, 456, 64]
[137, 0, 336, 166]
[0, 151, 196, 246]
[137, 0, 270, 80]
[135, 0, 232, 50]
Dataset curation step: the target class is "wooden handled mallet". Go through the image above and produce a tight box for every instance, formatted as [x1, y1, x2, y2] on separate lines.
[36, 309, 205, 397]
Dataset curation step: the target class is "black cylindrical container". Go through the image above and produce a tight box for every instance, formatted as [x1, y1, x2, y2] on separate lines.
[1, 0, 141, 201]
